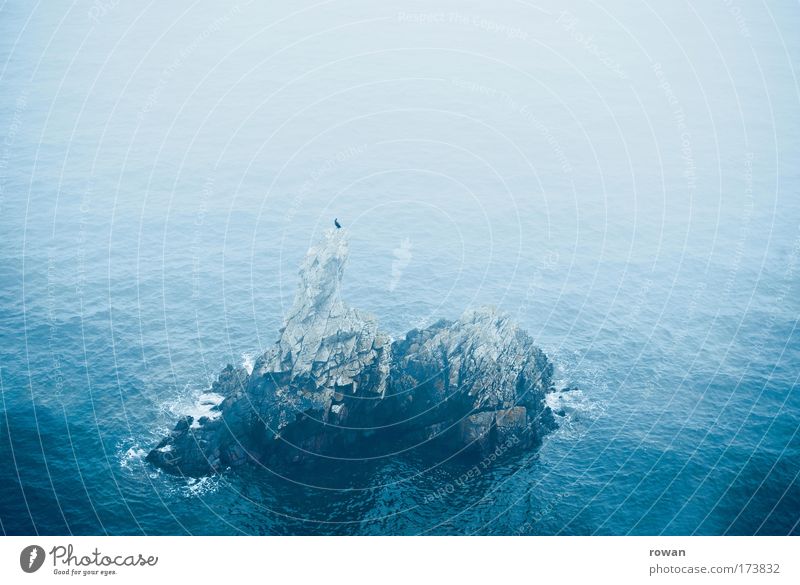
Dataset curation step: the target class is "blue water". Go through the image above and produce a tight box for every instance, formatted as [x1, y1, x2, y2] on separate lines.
[1, 0, 798, 535]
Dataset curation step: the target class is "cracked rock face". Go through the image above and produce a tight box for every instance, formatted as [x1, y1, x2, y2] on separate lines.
[147, 229, 557, 476]
[270, 229, 391, 396]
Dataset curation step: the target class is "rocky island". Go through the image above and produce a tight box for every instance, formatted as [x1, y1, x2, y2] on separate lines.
[147, 229, 558, 476]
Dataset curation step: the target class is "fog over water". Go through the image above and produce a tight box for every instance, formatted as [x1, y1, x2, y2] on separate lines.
[0, 0, 798, 534]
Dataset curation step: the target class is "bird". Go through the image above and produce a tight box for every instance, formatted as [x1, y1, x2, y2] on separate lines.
[334, 218, 342, 229]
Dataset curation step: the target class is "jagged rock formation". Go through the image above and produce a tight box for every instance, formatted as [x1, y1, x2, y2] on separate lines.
[271, 230, 391, 396]
[147, 229, 557, 476]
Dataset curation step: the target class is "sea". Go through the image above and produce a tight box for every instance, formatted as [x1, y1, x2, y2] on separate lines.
[1, 0, 798, 535]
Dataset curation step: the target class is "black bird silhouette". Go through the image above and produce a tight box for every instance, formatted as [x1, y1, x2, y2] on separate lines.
[334, 218, 342, 229]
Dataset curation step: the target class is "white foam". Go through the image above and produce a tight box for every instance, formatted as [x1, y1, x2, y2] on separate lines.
[546, 387, 590, 415]
[186, 392, 225, 429]
[119, 444, 147, 469]
[180, 475, 220, 497]
[241, 352, 254, 375]
[163, 381, 227, 429]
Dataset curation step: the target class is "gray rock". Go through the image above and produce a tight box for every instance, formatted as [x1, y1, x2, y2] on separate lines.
[148, 229, 559, 476]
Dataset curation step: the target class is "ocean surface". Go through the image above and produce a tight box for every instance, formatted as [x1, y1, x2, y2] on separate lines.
[1, 0, 798, 535]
